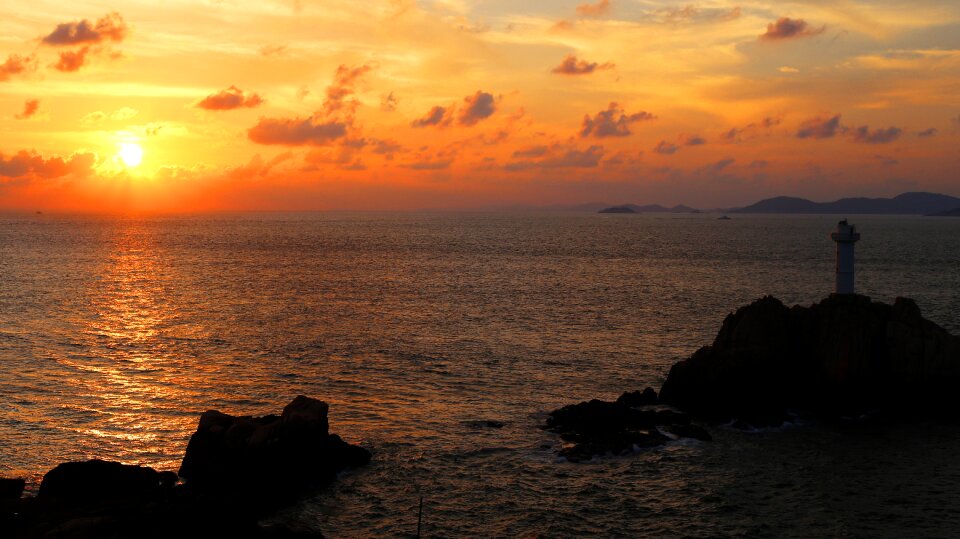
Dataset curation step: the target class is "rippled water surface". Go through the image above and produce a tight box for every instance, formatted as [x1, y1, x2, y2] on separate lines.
[1, 212, 959, 537]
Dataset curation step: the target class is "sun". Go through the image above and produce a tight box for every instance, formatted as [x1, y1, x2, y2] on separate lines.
[118, 143, 143, 167]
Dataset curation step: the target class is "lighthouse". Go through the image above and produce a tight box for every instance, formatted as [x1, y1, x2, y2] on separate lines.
[830, 219, 860, 295]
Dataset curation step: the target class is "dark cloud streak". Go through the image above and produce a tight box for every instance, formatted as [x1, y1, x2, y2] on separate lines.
[41, 12, 127, 46]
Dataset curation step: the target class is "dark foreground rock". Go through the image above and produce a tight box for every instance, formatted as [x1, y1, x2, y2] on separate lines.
[179, 395, 370, 502]
[39, 460, 173, 502]
[660, 294, 960, 426]
[0, 479, 25, 500]
[545, 387, 710, 461]
[2, 396, 368, 539]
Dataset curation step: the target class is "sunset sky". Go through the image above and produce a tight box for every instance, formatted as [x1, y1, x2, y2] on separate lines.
[0, 0, 958, 211]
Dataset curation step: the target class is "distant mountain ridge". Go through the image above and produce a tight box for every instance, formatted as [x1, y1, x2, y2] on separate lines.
[733, 192, 960, 215]
[598, 204, 698, 214]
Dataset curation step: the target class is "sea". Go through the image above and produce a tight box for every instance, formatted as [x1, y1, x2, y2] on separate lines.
[1, 212, 959, 537]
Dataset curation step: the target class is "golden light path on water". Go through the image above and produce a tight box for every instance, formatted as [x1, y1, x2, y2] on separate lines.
[60, 222, 189, 473]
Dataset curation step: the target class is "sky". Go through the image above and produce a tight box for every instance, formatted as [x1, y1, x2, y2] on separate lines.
[0, 0, 958, 212]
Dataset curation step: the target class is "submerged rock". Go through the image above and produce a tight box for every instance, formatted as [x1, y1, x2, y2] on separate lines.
[545, 387, 710, 461]
[179, 395, 371, 502]
[659, 295, 960, 425]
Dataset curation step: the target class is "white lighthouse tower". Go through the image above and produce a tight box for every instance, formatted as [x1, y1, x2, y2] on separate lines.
[830, 219, 860, 295]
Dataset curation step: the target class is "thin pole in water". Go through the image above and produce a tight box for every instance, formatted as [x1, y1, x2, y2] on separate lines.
[417, 496, 423, 538]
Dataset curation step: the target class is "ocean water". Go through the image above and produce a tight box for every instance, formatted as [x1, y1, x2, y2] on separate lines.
[1, 212, 959, 537]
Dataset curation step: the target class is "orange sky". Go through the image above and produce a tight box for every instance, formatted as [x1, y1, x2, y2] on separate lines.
[0, 0, 958, 212]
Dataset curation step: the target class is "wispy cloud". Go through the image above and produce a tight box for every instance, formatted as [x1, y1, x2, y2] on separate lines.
[760, 18, 825, 41]
[581, 103, 655, 138]
[196, 86, 264, 110]
[551, 55, 614, 75]
[41, 12, 127, 46]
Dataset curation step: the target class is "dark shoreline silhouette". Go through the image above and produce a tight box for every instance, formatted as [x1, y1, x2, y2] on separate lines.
[582, 191, 960, 215]
[1, 396, 367, 538]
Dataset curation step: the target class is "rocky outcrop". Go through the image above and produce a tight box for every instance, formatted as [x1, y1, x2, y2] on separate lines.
[38, 460, 175, 502]
[545, 388, 711, 461]
[659, 295, 960, 425]
[0, 479, 25, 500]
[179, 395, 370, 502]
[2, 396, 367, 538]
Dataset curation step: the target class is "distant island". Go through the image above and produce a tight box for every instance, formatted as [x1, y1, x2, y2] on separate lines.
[584, 192, 960, 216]
[733, 192, 960, 215]
[598, 204, 698, 214]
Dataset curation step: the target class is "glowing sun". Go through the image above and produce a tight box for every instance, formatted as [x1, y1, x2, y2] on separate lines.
[118, 143, 143, 167]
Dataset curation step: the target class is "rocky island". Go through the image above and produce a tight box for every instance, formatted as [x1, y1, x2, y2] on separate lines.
[546, 293, 960, 459]
[660, 294, 960, 424]
[0, 396, 369, 538]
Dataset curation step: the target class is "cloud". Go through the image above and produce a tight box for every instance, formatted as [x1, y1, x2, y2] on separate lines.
[680, 134, 706, 146]
[657, 5, 741, 24]
[81, 107, 138, 126]
[707, 158, 735, 173]
[580, 103, 655, 138]
[796, 115, 842, 139]
[370, 139, 404, 159]
[458, 91, 496, 126]
[917, 128, 938, 138]
[412, 105, 452, 128]
[653, 141, 679, 154]
[381, 92, 398, 112]
[512, 146, 549, 158]
[111, 107, 139, 121]
[323, 64, 373, 118]
[260, 45, 287, 56]
[850, 126, 902, 144]
[41, 12, 128, 46]
[16, 100, 39, 120]
[576, 0, 610, 17]
[196, 86, 264, 110]
[0, 150, 96, 180]
[246, 64, 371, 147]
[722, 117, 780, 142]
[760, 18, 825, 41]
[551, 55, 614, 75]
[0, 54, 36, 81]
[505, 144, 604, 170]
[248, 116, 348, 145]
[52, 46, 93, 72]
[404, 159, 453, 170]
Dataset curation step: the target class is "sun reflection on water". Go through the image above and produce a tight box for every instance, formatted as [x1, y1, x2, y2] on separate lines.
[54, 221, 195, 471]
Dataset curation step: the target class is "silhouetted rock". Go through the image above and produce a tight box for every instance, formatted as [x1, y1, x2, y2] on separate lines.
[3, 397, 365, 538]
[179, 395, 370, 503]
[545, 388, 710, 461]
[616, 387, 659, 407]
[38, 460, 166, 502]
[659, 294, 960, 425]
[0, 479, 24, 500]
